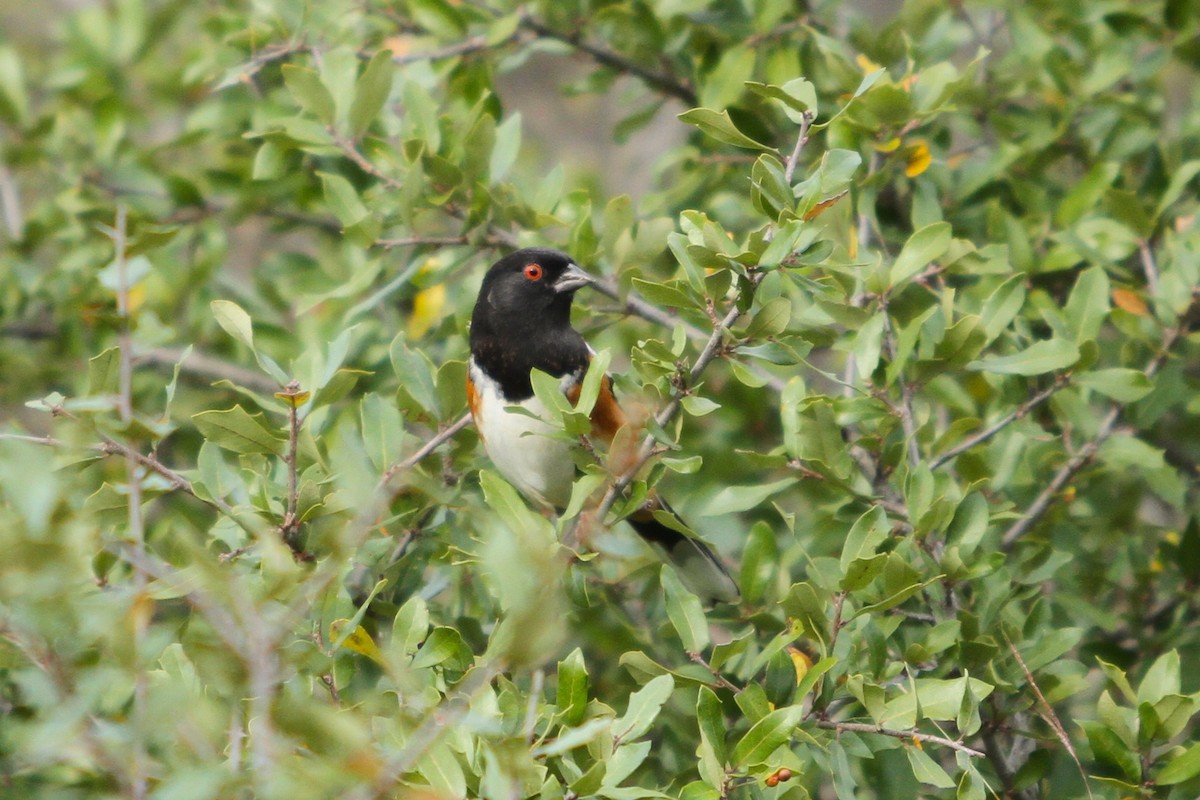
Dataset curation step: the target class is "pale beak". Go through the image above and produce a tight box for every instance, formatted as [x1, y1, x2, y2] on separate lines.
[553, 263, 594, 293]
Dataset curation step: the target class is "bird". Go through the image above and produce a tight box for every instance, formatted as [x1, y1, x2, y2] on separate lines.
[467, 247, 739, 604]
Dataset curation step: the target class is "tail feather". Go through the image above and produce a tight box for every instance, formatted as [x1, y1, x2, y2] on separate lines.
[626, 501, 740, 605]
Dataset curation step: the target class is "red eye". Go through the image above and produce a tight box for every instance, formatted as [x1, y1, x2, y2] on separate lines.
[523, 263, 544, 281]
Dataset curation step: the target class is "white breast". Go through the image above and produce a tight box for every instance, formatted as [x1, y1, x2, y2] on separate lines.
[470, 361, 576, 510]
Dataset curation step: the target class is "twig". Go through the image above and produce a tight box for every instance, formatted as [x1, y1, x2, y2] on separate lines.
[0, 433, 61, 446]
[929, 379, 1065, 470]
[1138, 238, 1159, 299]
[0, 158, 23, 240]
[105, 204, 149, 800]
[364, 661, 504, 798]
[1000, 311, 1190, 550]
[589, 292, 749, 526]
[333, 134, 404, 190]
[376, 235, 469, 249]
[213, 42, 309, 89]
[381, 412, 473, 485]
[518, 15, 697, 105]
[392, 34, 518, 65]
[783, 112, 812, 184]
[1003, 634, 1094, 800]
[999, 407, 1117, 550]
[813, 719, 985, 758]
[140, 347, 281, 393]
[278, 380, 305, 550]
[688, 651, 742, 692]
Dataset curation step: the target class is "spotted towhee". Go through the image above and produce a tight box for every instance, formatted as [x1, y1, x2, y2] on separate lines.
[467, 247, 739, 604]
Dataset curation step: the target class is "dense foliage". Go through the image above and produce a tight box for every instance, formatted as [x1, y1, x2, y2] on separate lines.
[2, 0, 1199, 798]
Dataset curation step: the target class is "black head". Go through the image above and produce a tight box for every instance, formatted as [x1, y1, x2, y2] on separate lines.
[469, 248, 594, 397]
[473, 248, 592, 326]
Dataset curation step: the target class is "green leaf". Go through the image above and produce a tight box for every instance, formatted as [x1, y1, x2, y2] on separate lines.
[192, 406, 285, 456]
[745, 77, 818, 122]
[631, 277, 701, 310]
[319, 171, 371, 228]
[281, 64, 335, 125]
[697, 477, 796, 516]
[0, 45, 30, 123]
[348, 49, 395, 137]
[1075, 368, 1152, 402]
[731, 704, 803, 766]
[678, 108, 774, 151]
[1137, 650, 1180, 706]
[906, 746, 955, 789]
[1154, 159, 1200, 219]
[890, 222, 952, 286]
[211, 300, 255, 352]
[557, 648, 589, 726]
[533, 718, 612, 759]
[1158, 742, 1200, 785]
[614, 674, 674, 743]
[391, 595, 429, 657]
[980, 274, 1027, 343]
[87, 347, 121, 396]
[696, 686, 727, 765]
[744, 296, 791, 338]
[1082, 720, 1141, 782]
[1064, 266, 1110, 342]
[945, 492, 989, 555]
[408, 0, 467, 37]
[661, 566, 710, 652]
[968, 338, 1079, 375]
[840, 506, 890, 573]
[410, 626, 470, 670]
[312, 368, 370, 409]
[681, 396, 720, 417]
[490, 112, 522, 182]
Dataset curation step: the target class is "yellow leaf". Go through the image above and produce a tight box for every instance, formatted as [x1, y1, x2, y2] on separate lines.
[274, 389, 311, 407]
[330, 619, 387, 666]
[803, 190, 848, 221]
[408, 282, 446, 339]
[848, 223, 859, 260]
[787, 646, 812, 686]
[905, 140, 932, 178]
[874, 137, 902, 153]
[1112, 288, 1150, 317]
[856, 54, 882, 73]
[127, 284, 146, 315]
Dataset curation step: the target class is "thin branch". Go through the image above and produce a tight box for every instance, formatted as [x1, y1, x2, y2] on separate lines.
[364, 661, 504, 798]
[999, 407, 1117, 550]
[140, 347, 282, 393]
[1138, 238, 1159, 299]
[929, 378, 1065, 470]
[1000, 310, 1191, 550]
[0, 157, 23, 240]
[333, 134, 405, 190]
[376, 235, 469, 249]
[518, 15, 697, 106]
[589, 291, 750, 527]
[1004, 634, 1094, 800]
[107, 204, 149, 800]
[813, 719, 986, 758]
[0, 433, 61, 446]
[688, 651, 742, 693]
[783, 112, 812, 185]
[213, 42, 309, 89]
[391, 34, 517, 65]
[278, 381, 305, 550]
[381, 412, 473, 486]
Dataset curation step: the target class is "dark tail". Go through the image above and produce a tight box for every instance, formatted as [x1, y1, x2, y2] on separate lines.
[626, 500, 740, 605]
